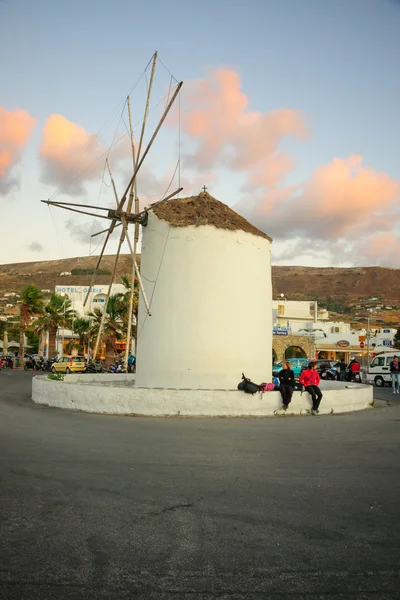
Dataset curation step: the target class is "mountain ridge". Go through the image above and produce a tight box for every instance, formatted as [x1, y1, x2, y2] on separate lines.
[0, 256, 399, 324]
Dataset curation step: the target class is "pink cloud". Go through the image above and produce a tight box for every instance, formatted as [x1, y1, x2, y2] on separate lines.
[39, 114, 107, 195]
[182, 68, 307, 171]
[39, 114, 129, 196]
[0, 107, 36, 194]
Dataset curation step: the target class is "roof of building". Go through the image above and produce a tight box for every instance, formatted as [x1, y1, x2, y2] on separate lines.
[151, 191, 272, 241]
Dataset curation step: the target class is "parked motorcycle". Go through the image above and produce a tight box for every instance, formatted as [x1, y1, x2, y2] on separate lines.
[85, 361, 104, 374]
[24, 357, 37, 371]
[346, 368, 361, 383]
[108, 361, 126, 374]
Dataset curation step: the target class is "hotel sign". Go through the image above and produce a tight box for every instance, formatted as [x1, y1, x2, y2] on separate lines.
[56, 286, 105, 294]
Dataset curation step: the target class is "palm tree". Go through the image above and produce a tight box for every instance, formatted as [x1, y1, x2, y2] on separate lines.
[89, 294, 125, 366]
[37, 294, 74, 358]
[19, 285, 44, 364]
[73, 317, 91, 355]
[120, 274, 139, 346]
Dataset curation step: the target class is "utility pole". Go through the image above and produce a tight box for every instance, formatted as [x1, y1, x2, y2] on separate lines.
[366, 317, 371, 371]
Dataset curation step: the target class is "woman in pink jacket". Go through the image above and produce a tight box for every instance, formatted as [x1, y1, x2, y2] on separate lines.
[299, 361, 323, 415]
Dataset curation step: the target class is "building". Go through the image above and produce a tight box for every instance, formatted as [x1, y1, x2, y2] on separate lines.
[272, 300, 397, 364]
[54, 283, 127, 318]
[272, 299, 329, 333]
[41, 283, 128, 358]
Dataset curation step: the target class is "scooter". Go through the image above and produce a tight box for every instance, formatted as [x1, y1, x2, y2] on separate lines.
[85, 361, 104, 374]
[24, 357, 37, 371]
[108, 361, 126, 373]
[346, 368, 361, 383]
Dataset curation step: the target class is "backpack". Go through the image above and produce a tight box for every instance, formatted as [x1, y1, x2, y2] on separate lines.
[237, 373, 260, 395]
[259, 382, 275, 392]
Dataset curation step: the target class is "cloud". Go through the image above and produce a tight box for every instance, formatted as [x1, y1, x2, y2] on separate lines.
[0, 107, 36, 195]
[39, 114, 129, 196]
[180, 68, 400, 266]
[65, 219, 107, 244]
[28, 242, 44, 252]
[182, 68, 307, 172]
[243, 155, 400, 265]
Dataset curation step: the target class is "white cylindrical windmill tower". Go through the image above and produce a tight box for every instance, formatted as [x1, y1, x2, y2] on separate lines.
[135, 191, 273, 389]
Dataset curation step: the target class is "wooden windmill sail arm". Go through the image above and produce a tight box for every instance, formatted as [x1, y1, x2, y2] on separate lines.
[41, 200, 115, 221]
[136, 51, 157, 167]
[91, 222, 122, 238]
[125, 95, 139, 365]
[118, 81, 183, 212]
[41, 199, 111, 212]
[107, 160, 151, 316]
[92, 238, 123, 361]
[83, 226, 115, 308]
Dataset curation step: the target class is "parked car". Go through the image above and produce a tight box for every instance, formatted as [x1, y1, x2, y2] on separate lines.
[367, 353, 397, 387]
[52, 356, 86, 374]
[300, 360, 340, 380]
[273, 358, 309, 378]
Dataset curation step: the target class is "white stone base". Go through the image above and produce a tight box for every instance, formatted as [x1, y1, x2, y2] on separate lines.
[32, 377, 373, 417]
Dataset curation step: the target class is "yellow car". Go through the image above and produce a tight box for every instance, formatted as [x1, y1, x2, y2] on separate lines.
[52, 356, 86, 374]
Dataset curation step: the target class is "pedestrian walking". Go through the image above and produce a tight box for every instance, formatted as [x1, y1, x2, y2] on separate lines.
[299, 361, 323, 415]
[390, 355, 400, 394]
[278, 361, 295, 410]
[338, 358, 347, 381]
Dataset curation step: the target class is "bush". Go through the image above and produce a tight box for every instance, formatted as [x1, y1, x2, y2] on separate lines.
[47, 373, 65, 381]
[71, 268, 111, 276]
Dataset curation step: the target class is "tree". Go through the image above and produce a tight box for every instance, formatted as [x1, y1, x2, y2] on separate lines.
[394, 328, 400, 350]
[35, 294, 73, 358]
[73, 317, 92, 354]
[89, 294, 125, 366]
[19, 286, 44, 363]
[120, 274, 139, 347]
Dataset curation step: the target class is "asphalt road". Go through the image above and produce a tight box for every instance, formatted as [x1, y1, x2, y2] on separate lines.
[0, 371, 399, 599]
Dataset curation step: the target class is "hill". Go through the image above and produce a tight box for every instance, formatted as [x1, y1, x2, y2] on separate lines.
[0, 256, 399, 325]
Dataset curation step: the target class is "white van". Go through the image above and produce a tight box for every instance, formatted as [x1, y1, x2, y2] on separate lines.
[367, 353, 398, 387]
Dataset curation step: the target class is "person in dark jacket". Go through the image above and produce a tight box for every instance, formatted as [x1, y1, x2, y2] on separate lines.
[338, 358, 347, 381]
[278, 361, 295, 410]
[390, 356, 400, 394]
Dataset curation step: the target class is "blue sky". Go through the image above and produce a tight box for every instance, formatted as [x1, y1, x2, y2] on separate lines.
[1, 0, 399, 266]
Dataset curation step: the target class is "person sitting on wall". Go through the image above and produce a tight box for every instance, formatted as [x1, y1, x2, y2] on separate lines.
[299, 361, 323, 415]
[278, 361, 295, 411]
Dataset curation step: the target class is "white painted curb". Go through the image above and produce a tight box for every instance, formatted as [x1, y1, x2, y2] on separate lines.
[32, 376, 373, 417]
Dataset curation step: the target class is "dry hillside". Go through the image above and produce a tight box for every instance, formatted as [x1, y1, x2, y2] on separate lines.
[0, 256, 399, 325]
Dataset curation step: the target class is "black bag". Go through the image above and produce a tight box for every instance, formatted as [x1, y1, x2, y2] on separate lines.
[237, 373, 260, 395]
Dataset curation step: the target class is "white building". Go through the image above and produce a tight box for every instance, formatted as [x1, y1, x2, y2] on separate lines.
[54, 283, 127, 318]
[38, 283, 128, 358]
[272, 299, 330, 333]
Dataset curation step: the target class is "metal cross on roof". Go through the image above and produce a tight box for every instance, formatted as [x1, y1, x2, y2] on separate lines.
[202, 185, 207, 192]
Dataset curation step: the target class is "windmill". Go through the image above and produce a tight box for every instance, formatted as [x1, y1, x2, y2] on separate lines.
[41, 52, 183, 365]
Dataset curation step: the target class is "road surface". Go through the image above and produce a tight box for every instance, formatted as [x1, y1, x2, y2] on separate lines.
[0, 370, 399, 599]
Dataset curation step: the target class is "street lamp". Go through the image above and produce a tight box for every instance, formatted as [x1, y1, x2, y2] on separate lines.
[299, 328, 325, 359]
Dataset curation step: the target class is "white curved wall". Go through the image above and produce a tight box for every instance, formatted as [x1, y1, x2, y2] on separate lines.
[32, 377, 373, 416]
[135, 213, 272, 389]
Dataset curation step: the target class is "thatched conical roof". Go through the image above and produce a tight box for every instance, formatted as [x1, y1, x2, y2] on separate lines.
[151, 191, 272, 241]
